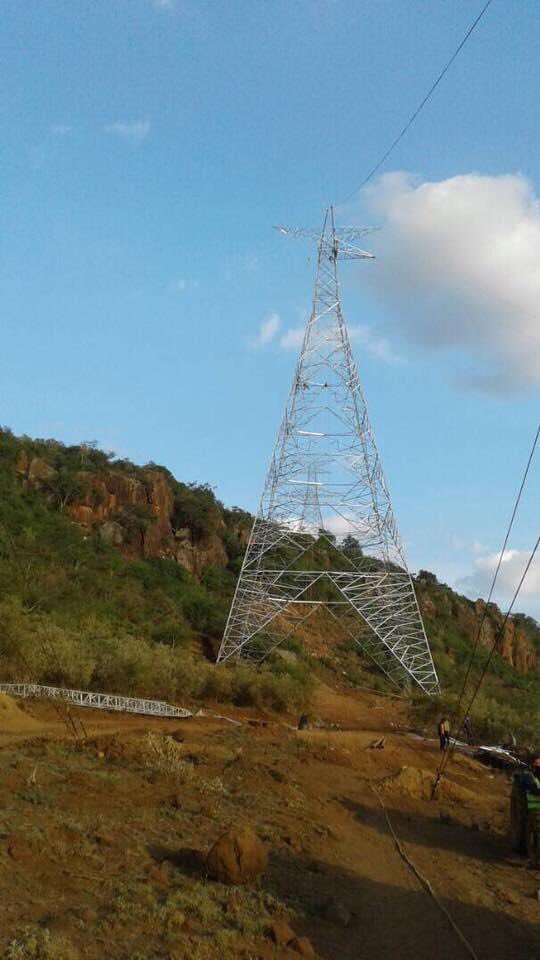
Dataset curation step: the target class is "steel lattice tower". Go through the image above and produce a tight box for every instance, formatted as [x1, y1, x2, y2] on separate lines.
[217, 208, 439, 695]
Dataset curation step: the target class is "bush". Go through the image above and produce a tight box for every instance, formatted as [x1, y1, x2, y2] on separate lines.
[172, 483, 222, 539]
[410, 687, 540, 747]
[191, 660, 313, 712]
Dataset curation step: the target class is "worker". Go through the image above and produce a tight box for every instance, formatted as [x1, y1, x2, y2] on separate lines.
[462, 714, 475, 745]
[297, 713, 309, 731]
[438, 717, 450, 751]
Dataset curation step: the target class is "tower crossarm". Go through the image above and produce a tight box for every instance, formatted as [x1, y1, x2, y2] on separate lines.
[274, 222, 376, 262]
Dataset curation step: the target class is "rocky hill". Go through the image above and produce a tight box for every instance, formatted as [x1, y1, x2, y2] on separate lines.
[416, 573, 539, 676]
[0, 427, 539, 731]
[13, 439, 250, 576]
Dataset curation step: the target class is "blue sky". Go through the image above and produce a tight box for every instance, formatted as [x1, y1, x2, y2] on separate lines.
[2, 0, 540, 612]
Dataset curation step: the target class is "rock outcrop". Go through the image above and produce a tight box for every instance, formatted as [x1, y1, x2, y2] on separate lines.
[474, 599, 537, 672]
[15, 454, 233, 576]
[417, 576, 539, 675]
[69, 469, 175, 560]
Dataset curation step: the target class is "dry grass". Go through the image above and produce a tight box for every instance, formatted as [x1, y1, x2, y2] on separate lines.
[4, 928, 79, 960]
[142, 733, 227, 796]
[109, 872, 289, 958]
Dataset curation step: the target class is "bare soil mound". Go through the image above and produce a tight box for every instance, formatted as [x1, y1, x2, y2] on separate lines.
[0, 694, 41, 733]
[379, 765, 434, 801]
[379, 765, 476, 806]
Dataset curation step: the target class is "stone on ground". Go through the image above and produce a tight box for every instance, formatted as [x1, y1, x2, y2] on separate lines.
[206, 825, 267, 885]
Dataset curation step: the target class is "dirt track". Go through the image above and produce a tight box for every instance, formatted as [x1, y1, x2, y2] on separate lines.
[0, 686, 538, 959]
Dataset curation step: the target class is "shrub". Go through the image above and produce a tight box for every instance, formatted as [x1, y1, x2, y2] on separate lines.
[142, 733, 226, 795]
[172, 483, 222, 539]
[410, 688, 540, 747]
[5, 927, 79, 960]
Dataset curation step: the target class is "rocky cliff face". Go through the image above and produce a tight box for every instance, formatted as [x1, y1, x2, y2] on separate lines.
[472, 599, 537, 673]
[417, 576, 539, 675]
[15, 453, 231, 578]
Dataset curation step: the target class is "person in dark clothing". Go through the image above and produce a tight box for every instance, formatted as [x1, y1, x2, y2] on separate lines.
[462, 714, 475, 745]
[438, 717, 450, 751]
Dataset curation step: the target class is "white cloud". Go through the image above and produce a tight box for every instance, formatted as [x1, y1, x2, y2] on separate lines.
[51, 124, 71, 136]
[458, 548, 540, 610]
[349, 325, 404, 365]
[170, 277, 199, 293]
[252, 313, 280, 348]
[283, 513, 370, 539]
[277, 321, 401, 364]
[104, 121, 150, 143]
[359, 172, 540, 392]
[320, 514, 367, 538]
[279, 326, 304, 350]
[450, 535, 487, 555]
[150, 0, 199, 20]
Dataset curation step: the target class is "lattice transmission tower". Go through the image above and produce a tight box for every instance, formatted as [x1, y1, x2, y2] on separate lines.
[217, 208, 439, 695]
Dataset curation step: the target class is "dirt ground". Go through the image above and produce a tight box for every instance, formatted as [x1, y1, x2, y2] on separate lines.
[0, 686, 538, 959]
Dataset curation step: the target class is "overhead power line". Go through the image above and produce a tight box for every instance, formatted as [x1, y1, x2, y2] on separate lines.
[341, 0, 494, 203]
[432, 421, 540, 794]
[448, 422, 540, 716]
[458, 533, 540, 716]
[434, 529, 540, 791]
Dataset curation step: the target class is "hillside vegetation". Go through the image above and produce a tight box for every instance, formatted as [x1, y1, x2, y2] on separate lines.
[0, 428, 538, 741]
[0, 429, 311, 712]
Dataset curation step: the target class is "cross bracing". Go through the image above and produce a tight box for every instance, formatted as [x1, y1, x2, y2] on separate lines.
[218, 208, 439, 696]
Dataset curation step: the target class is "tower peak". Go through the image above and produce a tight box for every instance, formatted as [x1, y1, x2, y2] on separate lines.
[274, 207, 377, 261]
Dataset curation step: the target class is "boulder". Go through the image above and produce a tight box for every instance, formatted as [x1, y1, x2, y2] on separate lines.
[206, 826, 267, 885]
